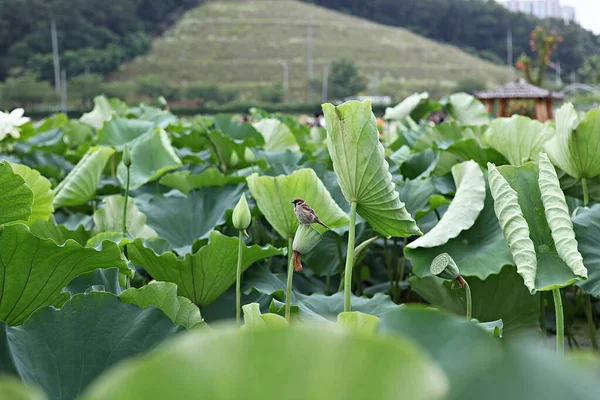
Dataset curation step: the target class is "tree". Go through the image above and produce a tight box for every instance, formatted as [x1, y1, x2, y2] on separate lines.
[578, 56, 600, 85]
[454, 77, 486, 94]
[516, 26, 562, 86]
[328, 58, 366, 100]
[0, 72, 54, 108]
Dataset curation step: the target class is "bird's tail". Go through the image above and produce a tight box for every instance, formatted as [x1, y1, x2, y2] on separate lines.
[316, 219, 330, 230]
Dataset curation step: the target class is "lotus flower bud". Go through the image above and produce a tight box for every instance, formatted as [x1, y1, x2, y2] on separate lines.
[292, 224, 323, 271]
[232, 193, 251, 231]
[430, 253, 461, 280]
[123, 146, 132, 168]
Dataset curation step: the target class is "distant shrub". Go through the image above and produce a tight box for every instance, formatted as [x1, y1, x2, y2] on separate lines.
[185, 83, 239, 104]
[68, 74, 105, 107]
[101, 81, 138, 104]
[454, 77, 486, 94]
[135, 75, 180, 100]
[256, 84, 284, 103]
[0, 72, 55, 107]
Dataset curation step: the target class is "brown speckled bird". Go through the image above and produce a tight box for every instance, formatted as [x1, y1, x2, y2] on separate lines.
[292, 198, 329, 229]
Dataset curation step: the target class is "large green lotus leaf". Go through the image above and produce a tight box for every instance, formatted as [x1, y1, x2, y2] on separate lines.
[117, 129, 182, 190]
[545, 104, 600, 179]
[405, 183, 513, 280]
[64, 268, 123, 295]
[0, 377, 46, 400]
[490, 158, 587, 293]
[214, 114, 264, 143]
[8, 163, 54, 225]
[490, 160, 586, 293]
[483, 115, 554, 165]
[17, 129, 66, 155]
[96, 117, 154, 150]
[81, 325, 447, 400]
[205, 128, 258, 170]
[127, 231, 283, 307]
[409, 266, 539, 337]
[29, 218, 91, 246]
[379, 306, 502, 399]
[413, 121, 465, 152]
[0, 161, 33, 224]
[159, 168, 246, 195]
[323, 100, 421, 238]
[63, 119, 93, 147]
[443, 138, 508, 169]
[289, 292, 399, 322]
[53, 146, 115, 208]
[445, 93, 489, 126]
[80, 96, 114, 129]
[119, 281, 203, 329]
[572, 205, 600, 297]
[247, 169, 349, 239]
[450, 344, 600, 400]
[136, 185, 245, 253]
[401, 148, 439, 179]
[243, 265, 398, 321]
[397, 177, 438, 218]
[383, 92, 429, 121]
[408, 161, 485, 249]
[92, 195, 157, 240]
[4, 292, 182, 400]
[380, 306, 600, 400]
[0, 224, 128, 325]
[253, 118, 299, 151]
[538, 153, 587, 278]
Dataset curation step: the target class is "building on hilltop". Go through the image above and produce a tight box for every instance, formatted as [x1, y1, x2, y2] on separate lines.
[502, 0, 577, 23]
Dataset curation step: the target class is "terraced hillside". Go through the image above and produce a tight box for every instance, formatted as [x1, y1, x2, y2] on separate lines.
[112, 0, 513, 100]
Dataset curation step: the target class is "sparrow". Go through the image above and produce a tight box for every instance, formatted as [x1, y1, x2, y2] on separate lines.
[292, 198, 329, 229]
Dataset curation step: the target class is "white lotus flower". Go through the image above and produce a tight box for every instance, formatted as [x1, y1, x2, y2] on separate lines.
[0, 108, 30, 141]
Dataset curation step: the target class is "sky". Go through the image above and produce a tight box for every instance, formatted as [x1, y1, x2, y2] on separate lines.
[561, 0, 600, 34]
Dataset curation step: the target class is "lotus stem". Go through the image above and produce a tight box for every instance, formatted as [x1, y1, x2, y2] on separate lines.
[540, 294, 546, 337]
[285, 237, 294, 321]
[584, 294, 598, 351]
[552, 288, 565, 355]
[582, 178, 589, 206]
[122, 166, 131, 237]
[335, 235, 344, 292]
[236, 230, 244, 327]
[344, 201, 358, 312]
[464, 280, 472, 321]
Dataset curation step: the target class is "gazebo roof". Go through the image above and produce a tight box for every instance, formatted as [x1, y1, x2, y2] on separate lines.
[475, 79, 564, 100]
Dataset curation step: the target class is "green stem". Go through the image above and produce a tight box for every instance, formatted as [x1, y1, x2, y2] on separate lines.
[584, 294, 598, 351]
[540, 293, 546, 337]
[582, 178, 589, 206]
[122, 166, 131, 237]
[464, 280, 472, 321]
[335, 235, 344, 292]
[111, 155, 116, 179]
[325, 275, 331, 295]
[553, 288, 565, 355]
[236, 230, 243, 327]
[344, 201, 358, 312]
[285, 237, 294, 321]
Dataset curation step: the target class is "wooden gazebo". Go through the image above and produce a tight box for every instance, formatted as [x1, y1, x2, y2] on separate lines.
[474, 79, 564, 122]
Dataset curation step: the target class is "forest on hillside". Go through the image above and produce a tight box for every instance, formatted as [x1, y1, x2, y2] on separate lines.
[0, 0, 200, 80]
[304, 0, 600, 79]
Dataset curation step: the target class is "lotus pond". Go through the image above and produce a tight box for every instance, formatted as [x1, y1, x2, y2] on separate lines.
[1, 93, 600, 399]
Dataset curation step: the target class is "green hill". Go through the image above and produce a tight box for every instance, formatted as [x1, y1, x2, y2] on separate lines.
[112, 0, 513, 101]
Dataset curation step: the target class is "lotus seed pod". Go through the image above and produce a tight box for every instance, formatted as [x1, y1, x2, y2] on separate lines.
[293, 224, 322, 255]
[430, 253, 460, 280]
[232, 193, 251, 230]
[122, 146, 132, 168]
